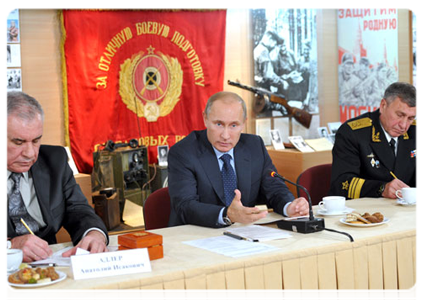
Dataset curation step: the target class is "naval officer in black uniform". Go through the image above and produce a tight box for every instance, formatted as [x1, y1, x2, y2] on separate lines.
[329, 82, 416, 199]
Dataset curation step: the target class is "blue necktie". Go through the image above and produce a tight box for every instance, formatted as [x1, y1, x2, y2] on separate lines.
[220, 154, 237, 206]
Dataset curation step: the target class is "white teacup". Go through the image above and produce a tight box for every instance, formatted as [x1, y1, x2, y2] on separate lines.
[318, 196, 346, 213]
[7, 248, 23, 272]
[395, 187, 416, 204]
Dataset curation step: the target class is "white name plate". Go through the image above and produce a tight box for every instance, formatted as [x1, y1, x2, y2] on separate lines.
[71, 248, 152, 280]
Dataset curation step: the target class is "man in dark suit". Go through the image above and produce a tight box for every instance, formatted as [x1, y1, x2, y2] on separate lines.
[7, 91, 108, 262]
[329, 82, 416, 199]
[168, 91, 309, 228]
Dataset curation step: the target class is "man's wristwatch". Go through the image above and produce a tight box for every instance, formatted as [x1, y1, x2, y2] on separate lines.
[377, 183, 386, 196]
[222, 207, 232, 226]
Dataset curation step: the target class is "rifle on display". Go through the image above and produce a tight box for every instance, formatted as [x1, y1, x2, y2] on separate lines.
[227, 80, 312, 129]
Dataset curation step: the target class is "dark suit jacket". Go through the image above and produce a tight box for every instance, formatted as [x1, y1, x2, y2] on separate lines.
[329, 109, 416, 198]
[167, 130, 294, 228]
[7, 145, 108, 245]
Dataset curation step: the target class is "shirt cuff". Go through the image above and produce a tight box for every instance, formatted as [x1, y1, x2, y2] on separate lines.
[283, 202, 292, 217]
[217, 207, 226, 225]
[82, 228, 108, 245]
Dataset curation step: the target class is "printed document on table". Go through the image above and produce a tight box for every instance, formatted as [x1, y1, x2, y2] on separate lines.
[225, 225, 292, 242]
[183, 236, 279, 258]
[30, 245, 119, 267]
[30, 246, 73, 266]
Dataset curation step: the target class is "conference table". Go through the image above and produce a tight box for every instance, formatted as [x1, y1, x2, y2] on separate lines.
[15, 198, 417, 290]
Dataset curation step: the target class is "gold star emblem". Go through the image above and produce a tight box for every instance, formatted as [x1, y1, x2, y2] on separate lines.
[342, 180, 349, 190]
[147, 45, 155, 54]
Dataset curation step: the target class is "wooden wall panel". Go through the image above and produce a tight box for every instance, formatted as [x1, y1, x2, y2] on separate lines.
[224, 9, 255, 133]
[398, 10, 412, 82]
[19, 9, 64, 146]
[316, 9, 339, 126]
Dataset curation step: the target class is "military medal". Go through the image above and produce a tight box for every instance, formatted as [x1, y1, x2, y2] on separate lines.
[411, 150, 416, 158]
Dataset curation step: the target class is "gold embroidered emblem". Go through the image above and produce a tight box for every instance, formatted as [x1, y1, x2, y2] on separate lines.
[403, 132, 409, 140]
[372, 126, 381, 142]
[119, 46, 183, 122]
[342, 180, 349, 190]
[347, 117, 372, 130]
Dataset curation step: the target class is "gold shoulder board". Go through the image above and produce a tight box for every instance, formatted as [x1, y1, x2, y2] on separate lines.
[411, 119, 416, 126]
[347, 117, 372, 130]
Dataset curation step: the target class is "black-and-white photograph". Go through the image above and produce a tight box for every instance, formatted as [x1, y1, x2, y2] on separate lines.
[158, 145, 169, 167]
[317, 126, 329, 138]
[7, 69, 22, 91]
[270, 129, 285, 150]
[7, 44, 21, 67]
[252, 9, 318, 117]
[327, 122, 342, 135]
[288, 135, 314, 153]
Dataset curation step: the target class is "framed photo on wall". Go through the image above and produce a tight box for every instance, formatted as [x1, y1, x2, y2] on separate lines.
[7, 9, 20, 43]
[7, 69, 22, 91]
[7, 44, 21, 67]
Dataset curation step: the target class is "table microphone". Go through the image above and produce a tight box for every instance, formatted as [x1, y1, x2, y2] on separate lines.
[269, 170, 325, 234]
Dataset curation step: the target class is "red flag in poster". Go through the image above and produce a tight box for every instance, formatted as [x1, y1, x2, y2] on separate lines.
[337, 9, 398, 122]
[62, 10, 226, 173]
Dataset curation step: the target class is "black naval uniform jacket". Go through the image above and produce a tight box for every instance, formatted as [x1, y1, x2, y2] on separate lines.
[329, 109, 416, 199]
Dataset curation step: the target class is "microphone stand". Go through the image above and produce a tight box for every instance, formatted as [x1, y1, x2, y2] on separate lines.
[270, 171, 325, 234]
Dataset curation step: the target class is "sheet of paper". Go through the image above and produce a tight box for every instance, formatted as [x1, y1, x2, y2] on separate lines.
[305, 137, 333, 151]
[256, 118, 272, 146]
[253, 212, 285, 225]
[183, 235, 279, 258]
[30, 245, 119, 267]
[30, 246, 73, 266]
[225, 225, 291, 242]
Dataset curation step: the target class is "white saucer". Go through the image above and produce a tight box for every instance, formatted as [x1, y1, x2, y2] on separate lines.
[8, 270, 67, 288]
[340, 217, 390, 227]
[317, 207, 354, 216]
[396, 198, 416, 206]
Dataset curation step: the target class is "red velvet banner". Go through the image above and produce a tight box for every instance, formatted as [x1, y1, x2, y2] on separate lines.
[62, 10, 226, 173]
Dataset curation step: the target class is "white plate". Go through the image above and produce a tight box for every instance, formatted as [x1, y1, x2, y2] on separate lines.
[8, 270, 66, 288]
[340, 217, 390, 227]
[396, 198, 416, 206]
[317, 207, 354, 216]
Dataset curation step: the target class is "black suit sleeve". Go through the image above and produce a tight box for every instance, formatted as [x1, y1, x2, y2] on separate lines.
[168, 140, 224, 228]
[37, 146, 108, 244]
[329, 124, 384, 199]
[60, 159, 109, 244]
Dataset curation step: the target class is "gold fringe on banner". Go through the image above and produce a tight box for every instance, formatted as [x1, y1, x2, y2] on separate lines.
[58, 10, 70, 148]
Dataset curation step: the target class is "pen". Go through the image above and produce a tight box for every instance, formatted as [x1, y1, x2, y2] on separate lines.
[223, 231, 259, 242]
[29, 263, 56, 268]
[390, 171, 398, 179]
[20, 218, 35, 235]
